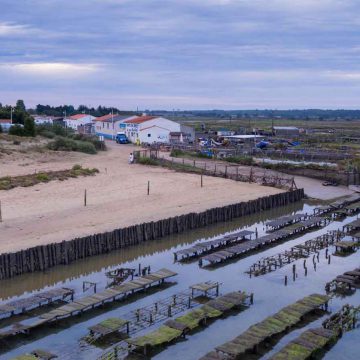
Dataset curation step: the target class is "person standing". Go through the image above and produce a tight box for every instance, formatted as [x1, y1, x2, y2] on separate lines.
[128, 152, 134, 164]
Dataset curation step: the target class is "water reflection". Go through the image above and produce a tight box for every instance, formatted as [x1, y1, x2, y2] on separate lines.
[0, 202, 304, 300]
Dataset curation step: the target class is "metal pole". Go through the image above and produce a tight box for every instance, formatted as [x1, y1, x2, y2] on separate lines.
[147, 181, 150, 195]
[84, 189, 87, 207]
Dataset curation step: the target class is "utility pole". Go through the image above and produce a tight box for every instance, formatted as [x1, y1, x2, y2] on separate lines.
[10, 107, 14, 124]
[111, 108, 114, 140]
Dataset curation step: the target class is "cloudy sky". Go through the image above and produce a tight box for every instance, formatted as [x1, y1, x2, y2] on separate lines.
[1, 0, 360, 109]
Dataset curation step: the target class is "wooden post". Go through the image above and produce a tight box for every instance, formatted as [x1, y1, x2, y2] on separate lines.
[0, 200, 2, 222]
[147, 181, 150, 195]
[201, 174, 203, 188]
[84, 189, 87, 207]
[284, 275, 288, 286]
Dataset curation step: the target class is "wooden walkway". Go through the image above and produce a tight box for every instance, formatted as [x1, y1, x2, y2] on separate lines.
[0, 268, 177, 341]
[265, 213, 307, 231]
[270, 304, 360, 360]
[314, 194, 360, 216]
[200, 217, 327, 267]
[200, 294, 329, 360]
[247, 230, 343, 276]
[125, 290, 253, 358]
[0, 288, 74, 320]
[325, 267, 360, 292]
[173, 230, 254, 262]
[95, 282, 223, 359]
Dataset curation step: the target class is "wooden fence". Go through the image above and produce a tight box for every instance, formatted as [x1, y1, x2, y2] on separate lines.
[0, 189, 304, 280]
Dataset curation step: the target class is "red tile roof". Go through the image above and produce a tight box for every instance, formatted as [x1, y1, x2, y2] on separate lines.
[68, 114, 88, 120]
[124, 116, 156, 124]
[94, 114, 118, 122]
[0, 119, 11, 124]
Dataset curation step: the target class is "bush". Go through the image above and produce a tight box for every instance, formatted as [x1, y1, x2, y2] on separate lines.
[72, 164, 82, 171]
[36, 173, 50, 182]
[170, 149, 186, 157]
[0, 124, 2, 133]
[9, 124, 25, 136]
[36, 123, 69, 138]
[40, 130, 55, 139]
[24, 117, 36, 137]
[137, 157, 160, 166]
[47, 136, 97, 154]
[75, 141, 97, 154]
[70, 133, 105, 150]
[225, 156, 254, 166]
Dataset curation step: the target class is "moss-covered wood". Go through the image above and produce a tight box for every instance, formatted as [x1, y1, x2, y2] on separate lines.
[201, 294, 329, 359]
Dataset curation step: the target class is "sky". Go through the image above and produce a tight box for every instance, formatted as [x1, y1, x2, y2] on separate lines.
[1, 0, 360, 110]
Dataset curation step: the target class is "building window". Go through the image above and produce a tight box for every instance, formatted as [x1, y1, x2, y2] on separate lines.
[107, 123, 109, 129]
[102, 123, 104, 128]
[148, 133, 151, 137]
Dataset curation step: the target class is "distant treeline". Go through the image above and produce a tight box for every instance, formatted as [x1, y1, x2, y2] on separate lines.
[148, 109, 360, 120]
[30, 104, 136, 117]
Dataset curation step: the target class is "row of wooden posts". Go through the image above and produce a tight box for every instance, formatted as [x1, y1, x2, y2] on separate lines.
[284, 247, 332, 286]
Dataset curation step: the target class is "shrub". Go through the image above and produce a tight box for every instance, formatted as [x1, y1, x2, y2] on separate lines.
[47, 136, 97, 154]
[71, 133, 105, 150]
[24, 117, 36, 137]
[225, 156, 254, 166]
[9, 124, 25, 136]
[0, 124, 2, 133]
[36, 173, 50, 182]
[40, 130, 55, 139]
[72, 164, 82, 171]
[137, 157, 160, 166]
[170, 149, 186, 157]
[75, 141, 97, 154]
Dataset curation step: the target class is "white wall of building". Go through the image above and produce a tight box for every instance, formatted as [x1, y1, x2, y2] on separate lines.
[125, 117, 195, 144]
[139, 125, 171, 143]
[65, 115, 95, 130]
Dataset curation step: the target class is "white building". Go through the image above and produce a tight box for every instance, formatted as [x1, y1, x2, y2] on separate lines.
[124, 116, 195, 144]
[64, 114, 96, 131]
[33, 115, 56, 125]
[93, 114, 135, 139]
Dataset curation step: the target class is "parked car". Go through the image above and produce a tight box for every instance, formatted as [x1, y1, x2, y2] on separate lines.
[322, 180, 339, 186]
[115, 132, 129, 144]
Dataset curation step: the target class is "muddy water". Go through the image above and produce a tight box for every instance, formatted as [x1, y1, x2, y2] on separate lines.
[0, 201, 359, 360]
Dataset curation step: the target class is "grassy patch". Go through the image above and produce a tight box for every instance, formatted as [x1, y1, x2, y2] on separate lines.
[0, 165, 99, 190]
[224, 155, 255, 166]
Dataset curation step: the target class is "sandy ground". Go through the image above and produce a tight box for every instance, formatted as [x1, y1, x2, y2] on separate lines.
[0, 142, 283, 254]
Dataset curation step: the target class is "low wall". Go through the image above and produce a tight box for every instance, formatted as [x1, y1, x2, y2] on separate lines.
[0, 189, 304, 280]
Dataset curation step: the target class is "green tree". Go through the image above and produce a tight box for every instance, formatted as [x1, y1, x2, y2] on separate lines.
[24, 116, 36, 136]
[16, 99, 26, 112]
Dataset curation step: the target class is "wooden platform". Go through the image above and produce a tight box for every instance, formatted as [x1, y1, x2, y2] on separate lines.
[174, 230, 254, 261]
[125, 290, 253, 357]
[0, 288, 74, 319]
[0, 268, 177, 341]
[326, 267, 360, 292]
[200, 294, 329, 360]
[200, 217, 327, 267]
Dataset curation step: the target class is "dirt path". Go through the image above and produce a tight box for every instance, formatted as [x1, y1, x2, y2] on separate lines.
[0, 142, 283, 254]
